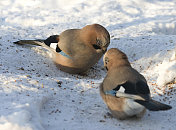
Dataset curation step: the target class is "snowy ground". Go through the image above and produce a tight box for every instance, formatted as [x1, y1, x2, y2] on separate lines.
[0, 0, 176, 130]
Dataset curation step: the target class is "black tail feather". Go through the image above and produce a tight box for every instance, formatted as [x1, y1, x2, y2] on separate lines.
[14, 35, 61, 52]
[44, 35, 59, 46]
[14, 35, 59, 47]
[135, 99, 172, 111]
[13, 39, 45, 46]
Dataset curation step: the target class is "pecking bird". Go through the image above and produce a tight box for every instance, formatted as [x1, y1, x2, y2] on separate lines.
[14, 24, 110, 74]
[100, 48, 172, 120]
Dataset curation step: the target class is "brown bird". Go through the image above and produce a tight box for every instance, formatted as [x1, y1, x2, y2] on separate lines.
[14, 24, 110, 74]
[100, 48, 172, 120]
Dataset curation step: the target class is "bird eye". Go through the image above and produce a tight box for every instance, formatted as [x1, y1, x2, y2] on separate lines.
[93, 44, 101, 49]
[104, 57, 109, 64]
[96, 39, 101, 44]
[96, 38, 102, 46]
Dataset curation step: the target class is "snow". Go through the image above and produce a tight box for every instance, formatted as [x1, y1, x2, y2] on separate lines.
[157, 58, 176, 86]
[0, 0, 176, 130]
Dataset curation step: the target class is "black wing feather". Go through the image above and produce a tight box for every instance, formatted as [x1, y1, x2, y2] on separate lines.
[113, 80, 150, 95]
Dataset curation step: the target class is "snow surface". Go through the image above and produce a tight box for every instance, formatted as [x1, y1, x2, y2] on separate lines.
[157, 57, 176, 86]
[0, 0, 176, 130]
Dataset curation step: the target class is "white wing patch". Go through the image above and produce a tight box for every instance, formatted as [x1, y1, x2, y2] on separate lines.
[50, 43, 58, 49]
[118, 86, 125, 93]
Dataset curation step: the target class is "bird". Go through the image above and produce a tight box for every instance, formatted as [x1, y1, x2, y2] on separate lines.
[99, 48, 172, 120]
[14, 24, 110, 74]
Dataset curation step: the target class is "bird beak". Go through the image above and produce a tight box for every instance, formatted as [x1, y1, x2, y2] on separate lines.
[102, 47, 107, 54]
[104, 66, 108, 71]
[106, 66, 108, 71]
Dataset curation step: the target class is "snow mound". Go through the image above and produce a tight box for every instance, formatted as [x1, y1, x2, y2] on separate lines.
[157, 51, 176, 86]
[0, 95, 50, 130]
[0, 110, 32, 130]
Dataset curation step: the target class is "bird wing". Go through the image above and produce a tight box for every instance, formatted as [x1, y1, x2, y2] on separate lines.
[103, 66, 172, 111]
[115, 91, 145, 100]
[103, 66, 150, 98]
[59, 29, 87, 57]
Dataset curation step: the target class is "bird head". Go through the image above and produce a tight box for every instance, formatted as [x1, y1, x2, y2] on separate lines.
[81, 24, 110, 54]
[103, 48, 130, 71]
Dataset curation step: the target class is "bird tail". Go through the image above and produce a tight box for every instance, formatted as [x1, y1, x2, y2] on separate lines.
[14, 35, 60, 52]
[115, 92, 172, 111]
[135, 99, 172, 111]
[14, 39, 45, 46]
[14, 40, 59, 58]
